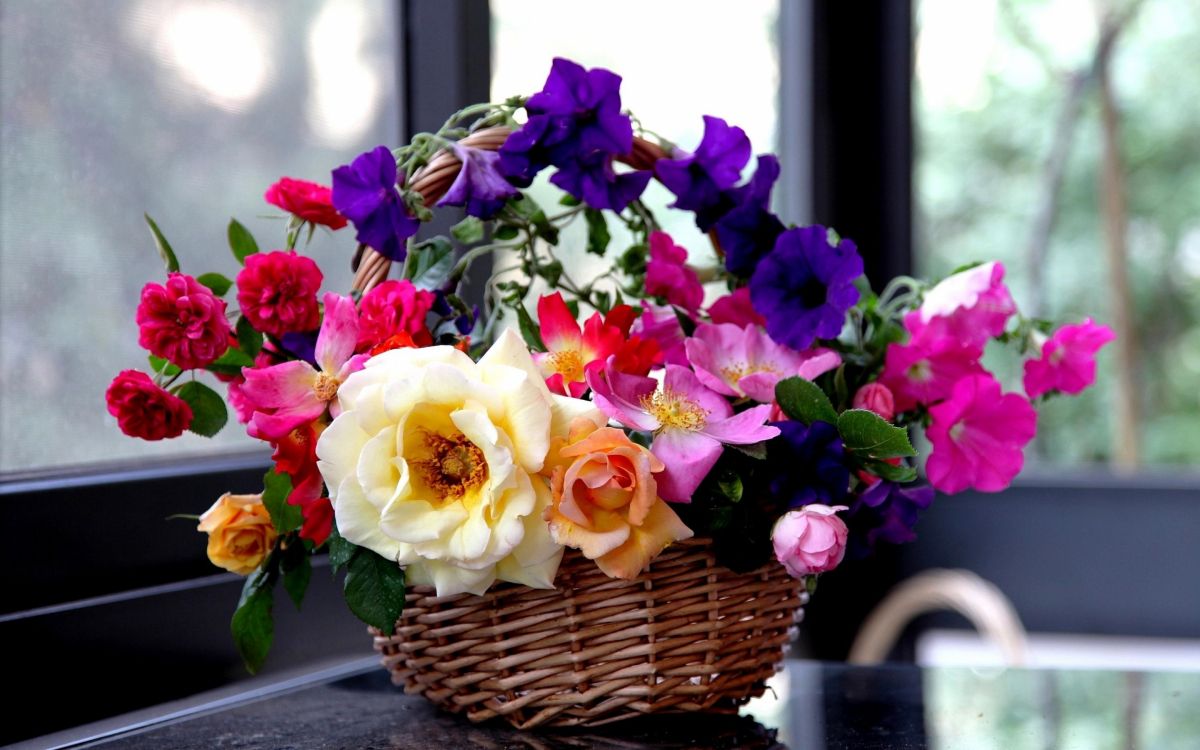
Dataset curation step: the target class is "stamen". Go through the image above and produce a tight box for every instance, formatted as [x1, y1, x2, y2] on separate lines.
[313, 372, 340, 402]
[639, 388, 707, 432]
[413, 431, 488, 500]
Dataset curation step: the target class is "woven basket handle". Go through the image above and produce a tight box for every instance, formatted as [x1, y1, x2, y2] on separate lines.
[351, 126, 670, 294]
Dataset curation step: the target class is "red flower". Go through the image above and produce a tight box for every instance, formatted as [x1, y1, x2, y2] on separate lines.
[264, 177, 347, 230]
[105, 370, 193, 440]
[236, 251, 323, 338]
[357, 279, 436, 350]
[272, 423, 333, 545]
[137, 273, 232, 370]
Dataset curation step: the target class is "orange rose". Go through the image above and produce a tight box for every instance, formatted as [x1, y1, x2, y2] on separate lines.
[544, 418, 692, 579]
[197, 493, 278, 575]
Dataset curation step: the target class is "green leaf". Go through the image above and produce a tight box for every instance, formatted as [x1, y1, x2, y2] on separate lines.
[282, 553, 312, 611]
[775, 377, 838, 425]
[672, 306, 697, 337]
[837, 409, 916, 459]
[228, 219, 260, 264]
[405, 236, 455, 291]
[728, 441, 768, 460]
[231, 567, 275, 674]
[175, 381, 228, 437]
[860, 459, 919, 483]
[196, 272, 233, 297]
[262, 469, 303, 534]
[326, 523, 357, 573]
[236, 316, 263, 359]
[148, 355, 181, 377]
[450, 216, 485, 245]
[343, 549, 407, 635]
[494, 225, 519, 241]
[584, 208, 611, 256]
[144, 213, 180, 273]
[515, 302, 546, 352]
[205, 346, 255, 377]
[716, 472, 743, 503]
[559, 194, 581, 207]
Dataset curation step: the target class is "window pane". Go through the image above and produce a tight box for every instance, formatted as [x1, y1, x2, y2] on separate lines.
[914, 0, 1200, 466]
[0, 0, 399, 474]
[490, 0, 781, 298]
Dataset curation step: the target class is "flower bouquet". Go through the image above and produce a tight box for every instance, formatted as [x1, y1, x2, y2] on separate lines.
[106, 58, 1112, 728]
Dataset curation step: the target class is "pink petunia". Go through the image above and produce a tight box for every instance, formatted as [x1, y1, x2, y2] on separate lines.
[587, 360, 779, 502]
[645, 231, 704, 312]
[685, 322, 840, 403]
[239, 293, 368, 441]
[925, 374, 1037, 495]
[1023, 318, 1115, 398]
[708, 287, 765, 327]
[916, 261, 1016, 349]
[632, 301, 690, 367]
[879, 312, 988, 413]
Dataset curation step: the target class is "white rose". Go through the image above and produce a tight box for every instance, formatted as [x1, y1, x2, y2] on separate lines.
[316, 329, 603, 596]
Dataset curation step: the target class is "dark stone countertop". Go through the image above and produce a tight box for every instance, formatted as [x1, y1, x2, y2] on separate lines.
[50, 660, 1200, 749]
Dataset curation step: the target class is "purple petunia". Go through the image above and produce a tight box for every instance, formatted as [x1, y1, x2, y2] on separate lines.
[331, 146, 419, 262]
[655, 115, 751, 231]
[765, 420, 851, 509]
[498, 58, 648, 211]
[846, 481, 935, 557]
[436, 144, 519, 219]
[715, 154, 785, 277]
[750, 225, 863, 351]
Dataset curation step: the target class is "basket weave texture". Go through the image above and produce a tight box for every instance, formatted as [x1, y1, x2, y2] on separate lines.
[372, 538, 807, 729]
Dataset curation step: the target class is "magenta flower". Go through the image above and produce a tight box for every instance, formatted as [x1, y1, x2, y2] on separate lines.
[645, 231, 704, 313]
[240, 293, 368, 441]
[925, 374, 1037, 495]
[136, 273, 232, 370]
[707, 287, 765, 328]
[632, 302, 690, 367]
[685, 322, 840, 403]
[587, 361, 779, 503]
[916, 261, 1016, 348]
[879, 312, 988, 413]
[1023, 318, 1115, 398]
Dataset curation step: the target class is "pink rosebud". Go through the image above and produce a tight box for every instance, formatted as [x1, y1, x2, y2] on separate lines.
[236, 251, 323, 338]
[137, 273, 233, 370]
[1023, 318, 1115, 399]
[645, 231, 704, 312]
[357, 279, 436, 350]
[264, 177, 347, 230]
[852, 383, 896, 422]
[707, 287, 765, 327]
[926, 374, 1037, 495]
[105, 370, 193, 440]
[771, 505, 849, 578]
[917, 261, 1016, 348]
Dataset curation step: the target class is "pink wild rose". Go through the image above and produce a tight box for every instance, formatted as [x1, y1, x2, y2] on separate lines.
[236, 251, 324, 338]
[645, 231, 704, 312]
[916, 261, 1016, 348]
[685, 322, 840, 403]
[925, 374, 1037, 495]
[136, 273, 233, 370]
[772, 505, 850, 578]
[1023, 318, 1115, 398]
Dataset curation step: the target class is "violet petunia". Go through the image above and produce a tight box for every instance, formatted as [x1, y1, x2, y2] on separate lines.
[436, 144, 519, 219]
[715, 155, 785, 277]
[925, 374, 1037, 495]
[846, 481, 935, 557]
[239, 293, 369, 442]
[331, 146, 419, 262]
[765, 420, 851, 509]
[655, 115, 751, 231]
[586, 360, 779, 503]
[549, 150, 652, 212]
[685, 322, 841, 403]
[750, 225, 863, 352]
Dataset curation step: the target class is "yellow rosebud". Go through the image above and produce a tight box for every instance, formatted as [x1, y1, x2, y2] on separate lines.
[197, 493, 277, 575]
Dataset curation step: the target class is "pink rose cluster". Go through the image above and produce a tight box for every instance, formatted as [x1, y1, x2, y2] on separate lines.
[879, 262, 1114, 495]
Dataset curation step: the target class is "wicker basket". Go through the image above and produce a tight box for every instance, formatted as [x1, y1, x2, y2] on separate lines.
[371, 538, 807, 729]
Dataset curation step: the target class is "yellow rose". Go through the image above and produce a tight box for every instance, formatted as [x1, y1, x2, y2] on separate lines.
[544, 418, 693, 579]
[316, 329, 604, 596]
[197, 493, 278, 575]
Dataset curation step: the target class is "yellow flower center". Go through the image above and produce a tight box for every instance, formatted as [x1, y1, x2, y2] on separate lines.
[313, 372, 340, 402]
[720, 361, 779, 384]
[640, 389, 707, 432]
[907, 360, 932, 383]
[546, 349, 585, 383]
[412, 431, 489, 502]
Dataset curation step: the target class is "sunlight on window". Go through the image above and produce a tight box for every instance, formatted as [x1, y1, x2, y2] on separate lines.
[306, 0, 382, 148]
[915, 0, 997, 111]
